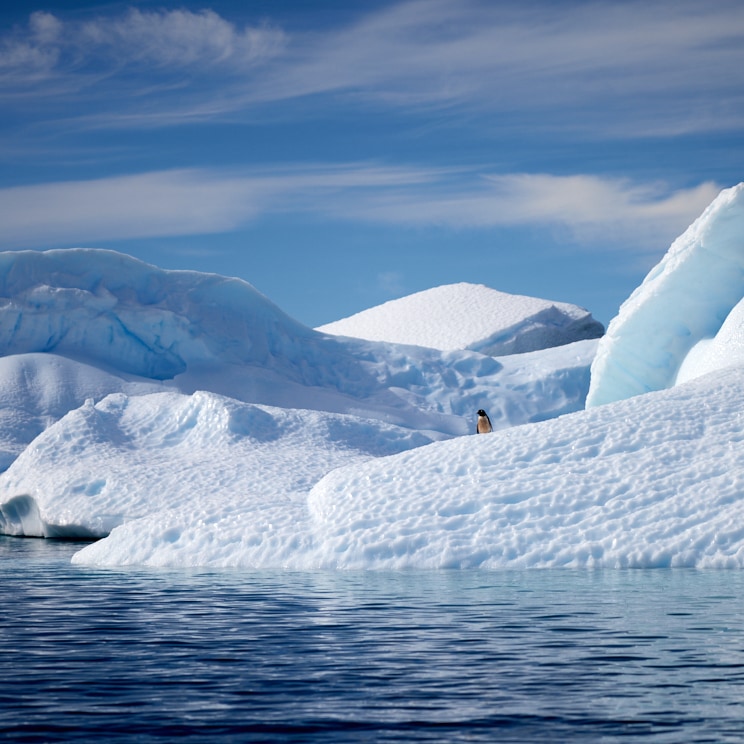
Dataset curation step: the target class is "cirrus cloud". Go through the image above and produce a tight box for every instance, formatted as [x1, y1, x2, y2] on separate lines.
[0, 166, 721, 253]
[0, 1, 742, 136]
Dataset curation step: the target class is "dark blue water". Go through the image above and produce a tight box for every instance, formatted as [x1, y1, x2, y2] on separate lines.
[1, 536, 743, 743]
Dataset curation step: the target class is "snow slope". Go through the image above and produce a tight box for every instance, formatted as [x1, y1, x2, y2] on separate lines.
[317, 283, 603, 355]
[72, 366, 744, 569]
[587, 183, 744, 406]
[0, 391, 433, 541]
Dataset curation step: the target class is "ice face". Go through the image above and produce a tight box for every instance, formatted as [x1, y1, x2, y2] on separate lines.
[587, 183, 744, 406]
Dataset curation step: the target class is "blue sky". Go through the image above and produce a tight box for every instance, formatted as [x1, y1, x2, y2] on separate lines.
[0, 0, 742, 328]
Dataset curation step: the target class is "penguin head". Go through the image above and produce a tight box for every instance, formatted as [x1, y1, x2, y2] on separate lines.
[477, 409, 486, 416]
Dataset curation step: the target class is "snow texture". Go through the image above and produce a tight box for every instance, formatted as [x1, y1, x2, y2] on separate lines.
[317, 282, 603, 355]
[72, 366, 744, 569]
[587, 183, 744, 406]
[0, 390, 433, 541]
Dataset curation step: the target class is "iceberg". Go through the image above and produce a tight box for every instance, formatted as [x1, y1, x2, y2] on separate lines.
[317, 282, 603, 355]
[3, 180, 744, 571]
[587, 183, 744, 406]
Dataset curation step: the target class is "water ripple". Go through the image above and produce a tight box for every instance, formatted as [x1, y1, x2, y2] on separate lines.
[1, 537, 743, 742]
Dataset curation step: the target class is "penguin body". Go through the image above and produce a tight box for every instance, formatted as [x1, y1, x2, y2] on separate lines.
[476, 409, 493, 434]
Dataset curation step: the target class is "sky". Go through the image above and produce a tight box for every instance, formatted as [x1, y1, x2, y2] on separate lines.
[0, 0, 742, 328]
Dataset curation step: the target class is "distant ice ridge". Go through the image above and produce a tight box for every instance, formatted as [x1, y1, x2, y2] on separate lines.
[0, 249, 594, 451]
[72, 366, 744, 569]
[317, 283, 603, 355]
[587, 182, 744, 406]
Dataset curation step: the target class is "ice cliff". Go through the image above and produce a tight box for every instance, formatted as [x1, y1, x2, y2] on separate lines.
[587, 182, 744, 405]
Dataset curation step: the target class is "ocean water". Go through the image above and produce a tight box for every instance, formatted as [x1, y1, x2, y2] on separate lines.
[1, 536, 743, 743]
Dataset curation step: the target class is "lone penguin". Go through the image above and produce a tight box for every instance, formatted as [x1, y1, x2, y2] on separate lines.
[476, 409, 493, 434]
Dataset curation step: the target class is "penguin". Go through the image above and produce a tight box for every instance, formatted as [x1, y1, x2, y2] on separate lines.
[476, 409, 493, 434]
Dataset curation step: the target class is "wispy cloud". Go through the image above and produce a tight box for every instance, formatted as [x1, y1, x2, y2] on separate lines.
[0, 166, 720, 252]
[1, 1, 742, 135]
[0, 8, 284, 107]
[78, 9, 284, 69]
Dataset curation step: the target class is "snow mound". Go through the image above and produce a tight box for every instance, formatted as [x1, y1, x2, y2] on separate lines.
[587, 183, 744, 406]
[73, 366, 744, 569]
[0, 353, 161, 472]
[317, 283, 603, 355]
[0, 390, 434, 540]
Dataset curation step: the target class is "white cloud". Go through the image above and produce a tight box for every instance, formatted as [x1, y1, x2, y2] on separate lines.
[328, 172, 723, 251]
[0, 171, 264, 246]
[0, 166, 721, 253]
[78, 9, 285, 69]
[232, 0, 744, 135]
[0, 8, 283, 97]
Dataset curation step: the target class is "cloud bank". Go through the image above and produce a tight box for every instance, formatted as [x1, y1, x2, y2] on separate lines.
[0, 166, 719, 252]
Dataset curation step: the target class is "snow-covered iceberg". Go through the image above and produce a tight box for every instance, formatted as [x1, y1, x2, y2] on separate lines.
[73, 366, 744, 569]
[317, 282, 603, 355]
[4, 192, 744, 570]
[587, 183, 744, 406]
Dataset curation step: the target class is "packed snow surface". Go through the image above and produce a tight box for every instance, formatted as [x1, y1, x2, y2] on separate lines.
[588, 182, 744, 406]
[317, 283, 603, 355]
[71, 366, 744, 569]
[0, 390, 433, 541]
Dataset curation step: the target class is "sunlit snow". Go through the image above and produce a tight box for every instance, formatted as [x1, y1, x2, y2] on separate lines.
[2, 182, 744, 569]
[317, 282, 603, 355]
[0, 248, 594, 544]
